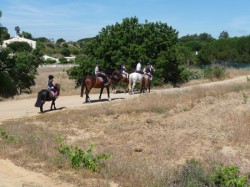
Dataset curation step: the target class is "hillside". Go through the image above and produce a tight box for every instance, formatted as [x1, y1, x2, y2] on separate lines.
[0, 68, 250, 186]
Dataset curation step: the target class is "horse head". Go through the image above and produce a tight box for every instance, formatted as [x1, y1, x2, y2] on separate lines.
[54, 83, 61, 93]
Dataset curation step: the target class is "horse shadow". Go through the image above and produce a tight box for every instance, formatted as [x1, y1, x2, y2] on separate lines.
[84, 97, 125, 104]
[39, 107, 66, 114]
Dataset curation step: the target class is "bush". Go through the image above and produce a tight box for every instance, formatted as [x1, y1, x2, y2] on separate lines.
[210, 165, 249, 187]
[58, 142, 112, 172]
[42, 58, 57, 64]
[204, 65, 226, 80]
[170, 159, 250, 187]
[0, 72, 16, 97]
[170, 159, 211, 187]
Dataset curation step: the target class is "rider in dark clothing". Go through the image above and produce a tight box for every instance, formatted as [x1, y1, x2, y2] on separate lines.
[120, 63, 129, 78]
[95, 62, 108, 86]
[48, 75, 59, 97]
[143, 63, 153, 79]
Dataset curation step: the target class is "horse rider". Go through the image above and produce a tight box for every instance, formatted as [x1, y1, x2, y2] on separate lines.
[48, 75, 59, 97]
[143, 62, 155, 80]
[120, 62, 129, 79]
[95, 62, 108, 86]
[135, 60, 143, 74]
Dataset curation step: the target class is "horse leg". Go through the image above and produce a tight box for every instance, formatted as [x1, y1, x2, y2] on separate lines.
[51, 100, 56, 110]
[85, 90, 91, 103]
[40, 102, 44, 113]
[99, 87, 104, 100]
[132, 82, 136, 94]
[106, 86, 111, 101]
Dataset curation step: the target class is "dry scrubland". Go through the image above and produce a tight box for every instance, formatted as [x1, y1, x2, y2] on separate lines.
[0, 67, 250, 186]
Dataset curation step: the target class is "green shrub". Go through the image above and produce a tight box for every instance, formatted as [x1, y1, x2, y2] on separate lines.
[0, 72, 16, 97]
[210, 165, 249, 187]
[58, 142, 112, 172]
[0, 128, 20, 143]
[170, 160, 250, 187]
[170, 159, 211, 187]
[204, 65, 226, 80]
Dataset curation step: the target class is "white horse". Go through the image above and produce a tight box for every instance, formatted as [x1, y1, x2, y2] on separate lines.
[128, 72, 143, 94]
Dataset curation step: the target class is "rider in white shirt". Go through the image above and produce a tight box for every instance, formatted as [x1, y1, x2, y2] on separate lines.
[135, 60, 143, 74]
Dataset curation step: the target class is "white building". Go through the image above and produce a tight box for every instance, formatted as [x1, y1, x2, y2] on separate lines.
[2, 36, 36, 49]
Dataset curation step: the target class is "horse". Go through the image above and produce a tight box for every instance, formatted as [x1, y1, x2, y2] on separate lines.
[128, 67, 155, 95]
[128, 72, 143, 94]
[34, 83, 61, 113]
[140, 74, 151, 94]
[80, 75, 111, 103]
[110, 69, 129, 93]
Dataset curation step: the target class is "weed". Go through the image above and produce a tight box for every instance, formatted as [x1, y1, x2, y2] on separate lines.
[0, 128, 20, 143]
[242, 92, 248, 104]
[58, 142, 112, 172]
[247, 76, 250, 82]
[210, 165, 249, 187]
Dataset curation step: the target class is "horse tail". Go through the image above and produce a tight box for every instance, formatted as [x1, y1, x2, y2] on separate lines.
[80, 76, 86, 97]
[140, 76, 145, 94]
[35, 91, 44, 107]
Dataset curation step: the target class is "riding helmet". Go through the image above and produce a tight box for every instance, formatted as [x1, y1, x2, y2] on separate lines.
[48, 75, 54, 79]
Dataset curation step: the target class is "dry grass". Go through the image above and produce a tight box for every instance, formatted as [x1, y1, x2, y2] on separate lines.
[1, 75, 250, 186]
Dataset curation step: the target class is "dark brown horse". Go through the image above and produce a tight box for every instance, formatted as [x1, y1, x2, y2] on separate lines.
[140, 74, 151, 94]
[35, 83, 60, 113]
[110, 69, 129, 93]
[80, 75, 111, 103]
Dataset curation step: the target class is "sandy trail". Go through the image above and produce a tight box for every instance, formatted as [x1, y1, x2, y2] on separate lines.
[0, 75, 248, 187]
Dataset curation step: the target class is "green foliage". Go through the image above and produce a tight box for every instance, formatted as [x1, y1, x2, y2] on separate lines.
[0, 27, 10, 42]
[60, 47, 70, 56]
[58, 142, 112, 172]
[171, 159, 250, 187]
[21, 31, 32, 39]
[242, 92, 248, 104]
[188, 68, 204, 80]
[210, 165, 249, 187]
[204, 65, 226, 80]
[59, 57, 68, 64]
[7, 41, 33, 52]
[170, 159, 211, 187]
[0, 128, 20, 143]
[0, 72, 16, 97]
[198, 36, 250, 65]
[0, 46, 42, 96]
[56, 38, 65, 44]
[42, 58, 57, 64]
[68, 17, 184, 86]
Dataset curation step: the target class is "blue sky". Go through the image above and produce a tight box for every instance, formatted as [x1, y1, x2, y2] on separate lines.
[1, 0, 250, 41]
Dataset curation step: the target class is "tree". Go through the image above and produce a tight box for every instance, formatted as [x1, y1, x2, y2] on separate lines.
[8, 51, 41, 93]
[68, 17, 186, 86]
[56, 38, 65, 44]
[22, 31, 32, 39]
[7, 42, 32, 53]
[219, 31, 229, 39]
[15, 26, 21, 37]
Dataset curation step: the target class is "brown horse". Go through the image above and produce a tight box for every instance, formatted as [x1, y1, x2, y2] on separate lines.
[34, 83, 60, 113]
[80, 75, 111, 103]
[110, 69, 129, 93]
[140, 74, 151, 94]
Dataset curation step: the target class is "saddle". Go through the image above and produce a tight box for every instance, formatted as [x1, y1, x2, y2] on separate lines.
[96, 76, 104, 83]
[49, 90, 59, 98]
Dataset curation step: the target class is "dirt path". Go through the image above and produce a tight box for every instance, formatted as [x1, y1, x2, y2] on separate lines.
[0, 92, 139, 122]
[0, 75, 248, 187]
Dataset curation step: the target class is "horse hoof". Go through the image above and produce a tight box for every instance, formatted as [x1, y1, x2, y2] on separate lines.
[108, 98, 111, 102]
